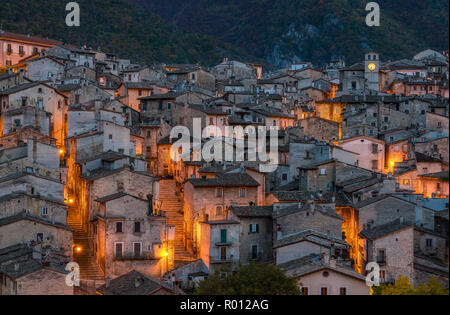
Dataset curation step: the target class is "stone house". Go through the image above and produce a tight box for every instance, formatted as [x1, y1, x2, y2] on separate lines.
[273, 201, 343, 241]
[336, 136, 385, 173]
[0, 82, 68, 147]
[417, 171, 449, 199]
[199, 219, 240, 274]
[395, 152, 448, 194]
[298, 117, 339, 142]
[0, 259, 72, 295]
[91, 192, 172, 279]
[360, 218, 448, 287]
[273, 229, 349, 266]
[279, 253, 370, 295]
[0, 212, 72, 258]
[183, 171, 261, 255]
[118, 82, 153, 112]
[165, 67, 215, 92]
[26, 56, 66, 82]
[0, 72, 30, 91]
[355, 194, 436, 231]
[228, 205, 273, 264]
[0, 31, 62, 67]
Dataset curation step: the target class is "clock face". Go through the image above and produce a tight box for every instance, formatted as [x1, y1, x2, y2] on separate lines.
[368, 63, 376, 71]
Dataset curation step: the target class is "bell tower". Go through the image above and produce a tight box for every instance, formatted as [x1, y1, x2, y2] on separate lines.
[364, 52, 380, 91]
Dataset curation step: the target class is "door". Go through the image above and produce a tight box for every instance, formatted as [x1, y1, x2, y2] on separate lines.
[115, 243, 123, 258]
[133, 242, 142, 257]
[220, 247, 227, 261]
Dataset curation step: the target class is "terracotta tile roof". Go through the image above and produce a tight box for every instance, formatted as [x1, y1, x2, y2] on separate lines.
[0, 31, 62, 46]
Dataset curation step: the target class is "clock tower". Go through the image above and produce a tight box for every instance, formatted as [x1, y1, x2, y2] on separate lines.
[364, 52, 380, 91]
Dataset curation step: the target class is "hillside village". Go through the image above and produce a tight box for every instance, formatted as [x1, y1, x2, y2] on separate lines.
[0, 29, 448, 295]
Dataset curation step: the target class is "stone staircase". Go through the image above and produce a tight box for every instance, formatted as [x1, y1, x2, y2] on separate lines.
[67, 208, 104, 283]
[159, 179, 196, 269]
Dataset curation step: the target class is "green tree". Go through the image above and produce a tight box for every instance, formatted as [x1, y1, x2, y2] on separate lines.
[379, 275, 416, 295]
[374, 275, 449, 295]
[194, 262, 302, 295]
[415, 278, 449, 295]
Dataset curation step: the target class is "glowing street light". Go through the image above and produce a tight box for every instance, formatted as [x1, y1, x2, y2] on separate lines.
[76, 246, 82, 253]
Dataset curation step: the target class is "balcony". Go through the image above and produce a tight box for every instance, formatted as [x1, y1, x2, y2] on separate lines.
[215, 241, 232, 247]
[210, 256, 234, 264]
[376, 257, 386, 265]
[114, 252, 157, 261]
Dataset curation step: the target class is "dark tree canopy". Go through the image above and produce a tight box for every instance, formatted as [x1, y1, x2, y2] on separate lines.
[194, 263, 302, 295]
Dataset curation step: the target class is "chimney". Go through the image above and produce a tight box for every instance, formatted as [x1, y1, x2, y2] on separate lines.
[329, 258, 336, 268]
[415, 205, 423, 226]
[323, 253, 330, 265]
[276, 226, 283, 240]
[135, 277, 142, 288]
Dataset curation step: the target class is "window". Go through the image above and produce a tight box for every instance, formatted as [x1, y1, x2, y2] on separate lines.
[134, 222, 141, 233]
[422, 168, 428, 174]
[216, 206, 223, 216]
[273, 120, 277, 126]
[7, 44, 12, 53]
[216, 187, 223, 198]
[380, 270, 386, 283]
[302, 287, 309, 295]
[249, 224, 259, 233]
[437, 183, 441, 191]
[377, 249, 386, 263]
[167, 102, 171, 110]
[116, 222, 123, 233]
[138, 90, 142, 96]
[384, 116, 389, 123]
[109, 134, 113, 140]
[351, 81, 357, 89]
[282, 173, 288, 181]
[133, 242, 142, 257]
[371, 160, 378, 170]
[158, 102, 163, 110]
[41, 206, 48, 216]
[142, 103, 147, 111]
[239, 188, 246, 197]
[340, 288, 347, 295]
[426, 238, 433, 248]
[372, 143, 378, 154]
[320, 168, 326, 175]
[251, 245, 258, 260]
[220, 229, 227, 244]
[114, 243, 123, 258]
[403, 179, 410, 185]
[37, 233, 44, 242]
[321, 288, 328, 295]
